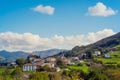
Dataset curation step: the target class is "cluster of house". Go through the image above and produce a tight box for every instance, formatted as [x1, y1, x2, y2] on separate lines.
[23, 55, 57, 72]
[93, 50, 110, 58]
[23, 49, 112, 72]
[22, 54, 84, 72]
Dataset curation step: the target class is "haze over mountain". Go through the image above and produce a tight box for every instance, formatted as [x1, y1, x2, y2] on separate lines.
[0, 49, 65, 62]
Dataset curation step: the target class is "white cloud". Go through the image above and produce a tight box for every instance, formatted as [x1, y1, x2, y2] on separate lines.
[0, 29, 116, 52]
[32, 5, 55, 15]
[86, 2, 117, 17]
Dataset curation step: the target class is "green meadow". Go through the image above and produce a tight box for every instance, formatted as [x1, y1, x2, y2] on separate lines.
[68, 65, 89, 73]
[96, 45, 120, 65]
[0, 67, 15, 74]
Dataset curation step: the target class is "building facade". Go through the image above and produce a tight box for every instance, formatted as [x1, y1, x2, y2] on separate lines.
[23, 63, 37, 71]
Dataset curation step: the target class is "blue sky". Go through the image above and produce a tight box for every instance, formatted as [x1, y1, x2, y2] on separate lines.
[0, 0, 119, 51]
[0, 0, 119, 37]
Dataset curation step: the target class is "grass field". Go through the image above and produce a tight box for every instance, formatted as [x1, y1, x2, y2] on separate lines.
[68, 65, 89, 73]
[96, 45, 120, 64]
[116, 45, 120, 49]
[96, 58, 120, 64]
[0, 67, 15, 74]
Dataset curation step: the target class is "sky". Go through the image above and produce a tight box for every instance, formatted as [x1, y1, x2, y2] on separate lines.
[0, 0, 120, 52]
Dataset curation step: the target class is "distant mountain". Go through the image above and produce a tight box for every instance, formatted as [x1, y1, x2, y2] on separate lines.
[55, 32, 120, 57]
[33, 49, 66, 58]
[0, 49, 65, 61]
[0, 50, 29, 62]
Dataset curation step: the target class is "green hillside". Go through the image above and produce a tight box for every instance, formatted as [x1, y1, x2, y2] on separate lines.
[96, 45, 120, 65]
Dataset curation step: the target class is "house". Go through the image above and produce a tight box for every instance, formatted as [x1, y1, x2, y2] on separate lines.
[33, 60, 44, 66]
[32, 59, 43, 63]
[62, 58, 71, 65]
[79, 60, 84, 63]
[46, 57, 56, 62]
[71, 57, 79, 61]
[71, 57, 83, 63]
[111, 47, 119, 51]
[23, 63, 37, 71]
[7, 62, 18, 68]
[104, 53, 110, 58]
[93, 51, 101, 56]
[41, 62, 55, 68]
[27, 55, 40, 62]
[59, 54, 66, 59]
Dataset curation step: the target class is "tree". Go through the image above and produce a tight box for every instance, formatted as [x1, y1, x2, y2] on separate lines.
[16, 58, 26, 66]
[86, 50, 94, 59]
[37, 65, 52, 72]
[56, 60, 66, 68]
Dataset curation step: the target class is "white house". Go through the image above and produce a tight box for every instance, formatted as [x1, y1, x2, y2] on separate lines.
[93, 51, 101, 56]
[23, 63, 37, 71]
[104, 53, 110, 58]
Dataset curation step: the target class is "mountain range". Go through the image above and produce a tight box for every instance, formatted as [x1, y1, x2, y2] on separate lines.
[0, 49, 65, 62]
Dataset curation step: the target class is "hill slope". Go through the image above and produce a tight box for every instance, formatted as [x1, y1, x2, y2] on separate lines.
[56, 32, 120, 57]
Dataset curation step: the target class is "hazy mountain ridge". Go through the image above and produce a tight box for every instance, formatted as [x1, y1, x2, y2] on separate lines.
[33, 49, 66, 58]
[0, 49, 65, 61]
[0, 50, 29, 61]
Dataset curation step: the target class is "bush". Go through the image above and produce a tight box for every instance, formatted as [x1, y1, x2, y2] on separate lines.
[29, 72, 49, 80]
[106, 62, 117, 64]
[37, 65, 52, 72]
[56, 60, 67, 68]
[105, 64, 117, 69]
[11, 67, 23, 78]
[88, 70, 108, 80]
[77, 63, 83, 66]
[117, 64, 120, 68]
[49, 73, 62, 80]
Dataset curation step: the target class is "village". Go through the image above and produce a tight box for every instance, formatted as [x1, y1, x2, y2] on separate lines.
[0, 44, 120, 80]
[0, 48, 116, 72]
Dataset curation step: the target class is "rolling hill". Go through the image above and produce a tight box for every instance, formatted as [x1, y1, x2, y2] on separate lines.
[56, 32, 120, 57]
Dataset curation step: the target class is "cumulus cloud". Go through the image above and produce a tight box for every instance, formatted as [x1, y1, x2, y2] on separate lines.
[86, 2, 117, 17]
[32, 5, 55, 15]
[0, 29, 116, 52]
